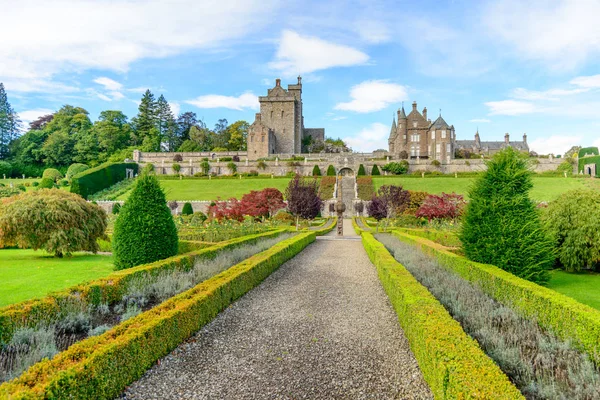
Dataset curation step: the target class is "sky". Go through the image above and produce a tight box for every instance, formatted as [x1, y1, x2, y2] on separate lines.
[2, 0, 600, 155]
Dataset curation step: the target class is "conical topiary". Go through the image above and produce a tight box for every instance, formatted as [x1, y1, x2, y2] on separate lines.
[312, 165, 321, 176]
[182, 202, 193, 215]
[326, 165, 336, 176]
[460, 147, 554, 284]
[371, 165, 381, 175]
[357, 164, 366, 176]
[113, 173, 178, 270]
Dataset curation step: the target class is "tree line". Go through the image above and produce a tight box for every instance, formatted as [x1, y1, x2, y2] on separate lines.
[0, 85, 249, 177]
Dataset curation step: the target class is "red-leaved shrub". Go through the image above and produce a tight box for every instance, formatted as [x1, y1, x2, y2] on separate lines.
[415, 192, 465, 221]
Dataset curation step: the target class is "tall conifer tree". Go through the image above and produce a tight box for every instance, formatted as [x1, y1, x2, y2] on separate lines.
[0, 83, 21, 159]
[132, 90, 157, 145]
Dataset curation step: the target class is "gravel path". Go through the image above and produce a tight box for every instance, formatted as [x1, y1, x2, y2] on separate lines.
[121, 220, 431, 399]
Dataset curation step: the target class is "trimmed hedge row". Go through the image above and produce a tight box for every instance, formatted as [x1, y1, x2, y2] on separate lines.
[362, 232, 522, 399]
[0, 230, 286, 345]
[393, 230, 600, 366]
[0, 232, 315, 399]
[96, 236, 210, 254]
[71, 162, 138, 199]
[394, 228, 461, 248]
[310, 217, 337, 236]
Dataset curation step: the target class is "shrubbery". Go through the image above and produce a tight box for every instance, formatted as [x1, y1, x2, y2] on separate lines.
[318, 176, 335, 199]
[371, 164, 381, 175]
[38, 178, 55, 189]
[66, 163, 89, 181]
[460, 147, 554, 284]
[357, 164, 366, 176]
[71, 162, 138, 199]
[0, 161, 12, 177]
[0, 187, 22, 198]
[112, 202, 121, 214]
[182, 202, 194, 216]
[415, 193, 465, 221]
[42, 168, 62, 182]
[382, 161, 409, 175]
[356, 176, 374, 200]
[368, 185, 410, 220]
[543, 190, 600, 271]
[326, 165, 336, 176]
[113, 174, 178, 269]
[0, 189, 107, 257]
[208, 188, 286, 221]
[227, 161, 237, 174]
[312, 165, 321, 176]
[286, 174, 323, 222]
[172, 163, 181, 173]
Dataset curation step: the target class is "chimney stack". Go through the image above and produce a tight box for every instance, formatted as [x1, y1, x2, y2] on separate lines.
[505, 133, 510, 144]
[275, 78, 281, 87]
[412, 101, 417, 111]
[423, 107, 427, 120]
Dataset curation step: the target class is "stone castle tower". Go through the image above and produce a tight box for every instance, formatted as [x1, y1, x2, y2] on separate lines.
[248, 77, 324, 159]
[388, 101, 455, 162]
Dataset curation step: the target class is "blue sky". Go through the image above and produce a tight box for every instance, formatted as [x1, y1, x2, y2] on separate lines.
[2, 0, 600, 154]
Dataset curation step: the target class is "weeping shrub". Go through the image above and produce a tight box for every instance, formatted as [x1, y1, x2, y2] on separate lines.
[460, 147, 554, 284]
[113, 174, 178, 270]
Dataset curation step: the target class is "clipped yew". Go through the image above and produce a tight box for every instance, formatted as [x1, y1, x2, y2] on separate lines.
[326, 165, 336, 176]
[460, 147, 554, 284]
[312, 165, 321, 176]
[42, 168, 63, 182]
[113, 173, 178, 270]
[182, 202, 194, 215]
[0, 189, 107, 257]
[371, 164, 381, 175]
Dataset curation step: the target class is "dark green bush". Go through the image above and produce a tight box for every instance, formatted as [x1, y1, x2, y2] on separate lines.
[42, 168, 63, 182]
[460, 147, 554, 284]
[578, 147, 599, 158]
[326, 165, 336, 176]
[182, 202, 194, 215]
[357, 164, 366, 176]
[66, 163, 89, 181]
[113, 174, 178, 270]
[227, 162, 237, 174]
[31, 181, 39, 187]
[112, 202, 121, 214]
[172, 163, 181, 173]
[59, 179, 69, 187]
[0, 161, 12, 177]
[71, 162, 138, 199]
[371, 164, 381, 175]
[38, 178, 55, 189]
[382, 161, 409, 175]
[312, 165, 321, 176]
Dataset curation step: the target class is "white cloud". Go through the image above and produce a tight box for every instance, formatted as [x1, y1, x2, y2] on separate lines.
[343, 122, 389, 152]
[511, 87, 589, 101]
[0, 0, 278, 91]
[185, 92, 258, 111]
[97, 93, 112, 102]
[127, 87, 150, 94]
[169, 102, 181, 116]
[530, 135, 583, 155]
[17, 108, 55, 126]
[485, 100, 537, 116]
[93, 77, 123, 91]
[484, 0, 600, 70]
[356, 20, 391, 44]
[334, 80, 407, 113]
[469, 118, 491, 123]
[109, 91, 125, 101]
[570, 74, 600, 88]
[269, 30, 369, 75]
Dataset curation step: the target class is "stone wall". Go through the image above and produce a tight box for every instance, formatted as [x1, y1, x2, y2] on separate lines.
[96, 200, 213, 215]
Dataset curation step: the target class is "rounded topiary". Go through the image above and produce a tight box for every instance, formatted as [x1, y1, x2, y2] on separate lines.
[326, 165, 336, 176]
[460, 147, 554, 284]
[66, 163, 89, 181]
[112, 202, 121, 214]
[371, 165, 381, 175]
[42, 168, 63, 182]
[357, 164, 366, 176]
[113, 174, 178, 270]
[182, 202, 193, 215]
[312, 165, 321, 176]
[39, 177, 55, 189]
[31, 181, 39, 187]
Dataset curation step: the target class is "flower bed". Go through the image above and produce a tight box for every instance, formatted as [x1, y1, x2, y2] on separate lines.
[392, 230, 600, 366]
[361, 232, 521, 398]
[0, 232, 315, 398]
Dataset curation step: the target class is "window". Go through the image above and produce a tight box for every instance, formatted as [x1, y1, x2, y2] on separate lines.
[442, 130, 446, 139]
[413, 121, 417, 128]
[436, 143, 441, 153]
[431, 131, 435, 139]
[403, 134, 406, 140]
[446, 143, 451, 153]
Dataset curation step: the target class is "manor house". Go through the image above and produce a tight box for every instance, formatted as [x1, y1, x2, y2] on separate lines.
[247, 77, 325, 159]
[388, 101, 529, 159]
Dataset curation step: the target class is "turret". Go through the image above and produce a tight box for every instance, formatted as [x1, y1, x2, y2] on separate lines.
[475, 129, 481, 147]
[523, 133, 527, 144]
[505, 133, 510, 144]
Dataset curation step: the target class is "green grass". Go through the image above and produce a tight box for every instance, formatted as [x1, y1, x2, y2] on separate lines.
[373, 176, 592, 201]
[0, 249, 114, 307]
[117, 177, 293, 201]
[547, 270, 600, 311]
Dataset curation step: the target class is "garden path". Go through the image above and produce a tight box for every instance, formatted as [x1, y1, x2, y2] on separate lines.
[121, 220, 431, 399]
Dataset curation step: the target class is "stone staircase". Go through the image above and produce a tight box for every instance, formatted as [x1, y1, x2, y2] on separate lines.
[337, 176, 356, 218]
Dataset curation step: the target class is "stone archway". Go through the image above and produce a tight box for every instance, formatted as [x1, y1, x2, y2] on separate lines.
[337, 167, 354, 177]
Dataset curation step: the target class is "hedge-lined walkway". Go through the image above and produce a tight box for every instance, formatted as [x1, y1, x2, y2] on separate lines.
[121, 220, 431, 399]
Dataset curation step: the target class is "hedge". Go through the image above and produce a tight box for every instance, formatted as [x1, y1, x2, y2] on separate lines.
[0, 232, 314, 399]
[0, 230, 286, 345]
[361, 232, 522, 399]
[356, 176, 374, 200]
[578, 147, 599, 158]
[392, 230, 600, 366]
[70, 162, 138, 199]
[578, 155, 600, 176]
[310, 217, 337, 236]
[394, 227, 461, 247]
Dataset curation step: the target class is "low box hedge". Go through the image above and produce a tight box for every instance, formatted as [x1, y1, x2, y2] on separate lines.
[362, 232, 522, 399]
[394, 227, 461, 248]
[0, 232, 315, 399]
[0, 230, 286, 345]
[393, 230, 600, 366]
[71, 162, 138, 199]
[310, 217, 337, 236]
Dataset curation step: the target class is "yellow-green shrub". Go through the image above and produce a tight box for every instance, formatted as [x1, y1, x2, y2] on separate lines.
[362, 232, 522, 399]
[0, 232, 314, 399]
[393, 230, 600, 366]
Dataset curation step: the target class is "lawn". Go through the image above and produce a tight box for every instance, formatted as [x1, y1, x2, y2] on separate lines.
[0, 178, 40, 191]
[0, 249, 114, 307]
[373, 176, 591, 201]
[117, 177, 293, 201]
[547, 270, 600, 311]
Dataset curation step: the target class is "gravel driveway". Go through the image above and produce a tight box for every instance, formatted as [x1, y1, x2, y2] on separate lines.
[120, 220, 431, 399]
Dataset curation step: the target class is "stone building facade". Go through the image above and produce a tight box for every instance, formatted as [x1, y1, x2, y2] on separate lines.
[455, 130, 529, 156]
[388, 102, 455, 162]
[247, 77, 324, 159]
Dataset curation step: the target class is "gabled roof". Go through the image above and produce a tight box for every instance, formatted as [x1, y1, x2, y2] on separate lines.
[431, 115, 450, 130]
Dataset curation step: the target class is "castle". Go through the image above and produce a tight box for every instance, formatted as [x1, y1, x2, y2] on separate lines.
[388, 101, 529, 159]
[247, 77, 324, 159]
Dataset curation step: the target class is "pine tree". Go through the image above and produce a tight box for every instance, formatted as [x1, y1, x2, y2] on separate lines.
[156, 94, 177, 150]
[0, 83, 21, 159]
[132, 90, 157, 145]
[460, 147, 554, 284]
